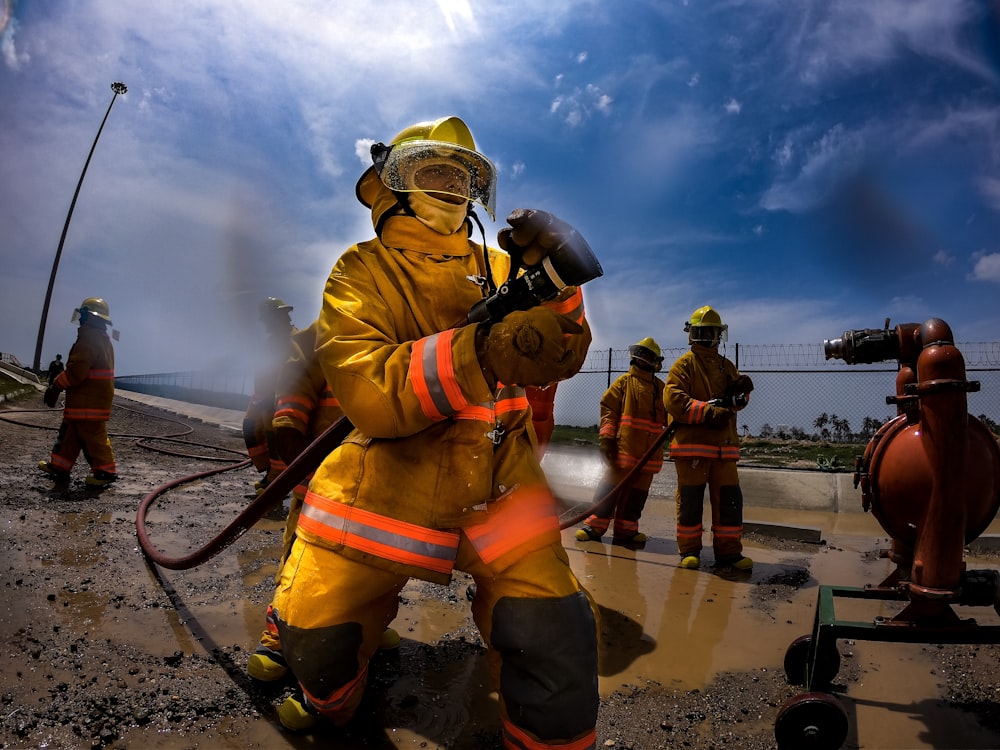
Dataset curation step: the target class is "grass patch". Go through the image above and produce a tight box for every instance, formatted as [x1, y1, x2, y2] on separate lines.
[549, 424, 863, 472]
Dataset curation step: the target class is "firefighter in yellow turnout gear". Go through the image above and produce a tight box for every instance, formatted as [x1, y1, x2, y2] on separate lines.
[663, 306, 754, 570]
[38, 297, 117, 487]
[263, 117, 600, 748]
[575, 337, 668, 544]
[243, 297, 297, 495]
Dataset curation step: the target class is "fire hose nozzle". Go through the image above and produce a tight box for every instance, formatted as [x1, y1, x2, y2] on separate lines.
[824, 319, 900, 365]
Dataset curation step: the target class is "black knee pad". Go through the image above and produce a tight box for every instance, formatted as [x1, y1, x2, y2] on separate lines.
[491, 592, 598, 740]
[678, 484, 706, 526]
[719, 485, 744, 525]
[274, 613, 362, 701]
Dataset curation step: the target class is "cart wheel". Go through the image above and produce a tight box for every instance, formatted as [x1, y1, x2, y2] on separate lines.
[783, 634, 841, 687]
[775, 692, 848, 750]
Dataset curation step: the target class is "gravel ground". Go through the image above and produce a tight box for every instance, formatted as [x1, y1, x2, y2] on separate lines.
[2, 392, 1000, 750]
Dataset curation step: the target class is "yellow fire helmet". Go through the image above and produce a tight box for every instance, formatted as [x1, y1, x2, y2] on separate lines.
[628, 336, 664, 371]
[357, 116, 497, 220]
[259, 296, 292, 319]
[72, 297, 112, 324]
[685, 305, 728, 347]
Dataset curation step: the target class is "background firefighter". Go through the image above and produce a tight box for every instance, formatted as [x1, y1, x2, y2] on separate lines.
[242, 296, 297, 496]
[575, 337, 668, 544]
[663, 306, 754, 571]
[261, 116, 600, 749]
[46, 353, 64, 383]
[246, 319, 400, 683]
[37, 297, 117, 488]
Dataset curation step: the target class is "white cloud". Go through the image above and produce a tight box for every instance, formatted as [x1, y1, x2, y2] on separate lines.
[760, 124, 866, 213]
[978, 176, 1000, 212]
[934, 249, 955, 267]
[971, 252, 1000, 283]
[724, 98, 741, 115]
[789, 0, 994, 86]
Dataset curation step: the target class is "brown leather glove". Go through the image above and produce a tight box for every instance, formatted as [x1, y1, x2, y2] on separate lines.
[733, 374, 755, 394]
[599, 437, 618, 465]
[478, 307, 583, 387]
[497, 208, 590, 267]
[274, 426, 309, 466]
[43, 386, 61, 408]
[705, 404, 734, 427]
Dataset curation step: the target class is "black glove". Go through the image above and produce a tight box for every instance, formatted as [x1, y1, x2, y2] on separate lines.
[274, 426, 309, 466]
[43, 386, 61, 408]
[733, 374, 754, 394]
[599, 437, 618, 465]
[478, 307, 583, 387]
[497, 208, 590, 268]
[705, 404, 734, 427]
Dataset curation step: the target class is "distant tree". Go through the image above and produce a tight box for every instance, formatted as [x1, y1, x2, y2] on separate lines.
[860, 416, 884, 441]
[790, 426, 807, 440]
[813, 413, 830, 437]
[832, 416, 852, 442]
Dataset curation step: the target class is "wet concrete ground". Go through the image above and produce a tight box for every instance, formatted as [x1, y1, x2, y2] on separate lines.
[5, 392, 1000, 749]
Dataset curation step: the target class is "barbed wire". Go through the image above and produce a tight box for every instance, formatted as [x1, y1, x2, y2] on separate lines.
[581, 342, 1000, 373]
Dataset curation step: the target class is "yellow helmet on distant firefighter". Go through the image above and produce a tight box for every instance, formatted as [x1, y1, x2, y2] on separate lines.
[628, 336, 664, 371]
[685, 306, 728, 347]
[356, 115, 497, 222]
[72, 297, 112, 325]
[259, 296, 293, 320]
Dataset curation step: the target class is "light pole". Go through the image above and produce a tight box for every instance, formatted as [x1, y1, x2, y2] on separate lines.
[32, 81, 127, 372]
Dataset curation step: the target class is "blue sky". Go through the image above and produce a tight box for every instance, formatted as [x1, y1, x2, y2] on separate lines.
[1, 0, 999, 377]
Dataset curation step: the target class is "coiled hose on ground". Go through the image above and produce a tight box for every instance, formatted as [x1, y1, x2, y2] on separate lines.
[3, 396, 674, 570]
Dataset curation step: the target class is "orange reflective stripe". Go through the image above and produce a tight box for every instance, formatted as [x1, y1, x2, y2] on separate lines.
[599, 423, 616, 438]
[503, 720, 596, 750]
[275, 394, 314, 423]
[89, 368, 114, 380]
[685, 399, 710, 423]
[619, 415, 664, 433]
[465, 487, 559, 564]
[584, 515, 610, 532]
[712, 524, 743, 539]
[617, 454, 663, 472]
[411, 330, 466, 420]
[248, 444, 269, 459]
[676, 523, 703, 540]
[670, 444, 740, 460]
[54, 372, 71, 389]
[454, 403, 494, 422]
[299, 491, 459, 575]
[495, 387, 528, 414]
[543, 286, 586, 325]
[615, 519, 639, 534]
[303, 663, 368, 717]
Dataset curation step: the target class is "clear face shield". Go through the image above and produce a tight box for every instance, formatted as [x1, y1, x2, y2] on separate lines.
[372, 140, 497, 220]
[686, 324, 728, 347]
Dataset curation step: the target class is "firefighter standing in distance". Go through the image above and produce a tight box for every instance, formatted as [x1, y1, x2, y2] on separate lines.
[38, 297, 117, 487]
[243, 297, 297, 496]
[47, 353, 64, 383]
[263, 116, 599, 749]
[576, 337, 668, 544]
[664, 306, 754, 570]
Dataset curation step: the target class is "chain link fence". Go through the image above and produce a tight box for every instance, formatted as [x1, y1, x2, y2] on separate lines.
[555, 342, 1000, 438]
